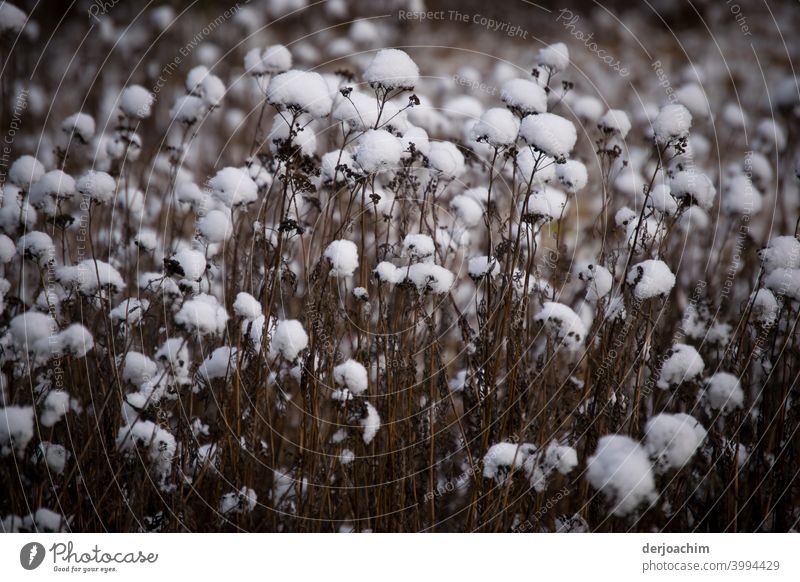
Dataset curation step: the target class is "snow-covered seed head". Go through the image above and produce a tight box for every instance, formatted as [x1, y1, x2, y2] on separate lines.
[364, 48, 419, 91]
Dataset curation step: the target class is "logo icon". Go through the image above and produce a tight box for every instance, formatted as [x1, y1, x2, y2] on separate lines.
[20, 542, 46, 570]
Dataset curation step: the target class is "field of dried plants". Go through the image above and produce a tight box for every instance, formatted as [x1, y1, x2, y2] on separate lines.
[0, 0, 799, 532]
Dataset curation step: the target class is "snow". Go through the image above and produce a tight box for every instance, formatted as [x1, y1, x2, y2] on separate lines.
[17, 231, 55, 265]
[468, 256, 500, 280]
[616, 209, 635, 230]
[576, 262, 613, 301]
[426, 141, 465, 178]
[525, 186, 568, 223]
[56, 259, 125, 295]
[537, 42, 569, 73]
[355, 129, 403, 174]
[627, 260, 675, 300]
[220, 487, 258, 515]
[501, 78, 547, 115]
[0, 2, 27, 35]
[470, 107, 520, 147]
[723, 173, 762, 215]
[0, 234, 15, 263]
[525, 441, 579, 491]
[197, 209, 233, 243]
[324, 239, 359, 277]
[267, 70, 333, 118]
[209, 166, 258, 207]
[586, 434, 658, 516]
[400, 126, 430, 156]
[516, 148, 555, 186]
[116, 421, 176, 481]
[268, 113, 317, 156]
[756, 118, 786, 152]
[374, 261, 401, 285]
[0, 406, 35, 457]
[534, 302, 587, 351]
[62, 112, 96, 143]
[361, 402, 381, 444]
[198, 346, 238, 382]
[270, 319, 308, 361]
[155, 338, 189, 373]
[174, 294, 229, 337]
[483, 442, 535, 480]
[449, 194, 483, 228]
[320, 150, 358, 183]
[29, 170, 76, 214]
[519, 113, 577, 160]
[598, 109, 632, 138]
[37, 442, 69, 474]
[333, 91, 407, 132]
[404, 263, 455, 294]
[657, 344, 704, 389]
[24, 508, 69, 532]
[764, 268, 800, 302]
[110, 298, 149, 326]
[245, 48, 269, 77]
[670, 170, 716, 210]
[402, 233, 435, 262]
[55, 324, 94, 358]
[246, 44, 292, 76]
[122, 352, 158, 387]
[170, 94, 206, 125]
[165, 249, 208, 281]
[644, 413, 706, 472]
[363, 49, 419, 90]
[556, 159, 587, 193]
[646, 184, 678, 216]
[9, 311, 55, 355]
[703, 372, 744, 413]
[186, 65, 209, 93]
[758, 236, 800, 274]
[120, 85, 154, 119]
[675, 83, 709, 119]
[198, 74, 225, 109]
[76, 170, 116, 204]
[261, 44, 292, 74]
[333, 360, 368, 395]
[8, 155, 44, 189]
[749, 288, 779, 327]
[233, 292, 262, 321]
[40, 390, 71, 427]
[652, 103, 692, 144]
[572, 94, 604, 122]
